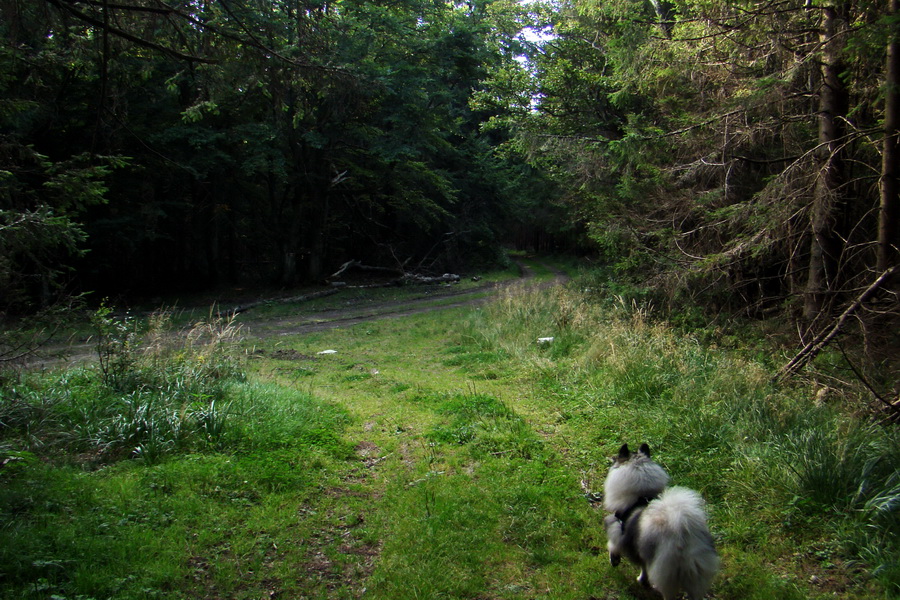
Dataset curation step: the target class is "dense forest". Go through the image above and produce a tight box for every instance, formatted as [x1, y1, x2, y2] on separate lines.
[2, 0, 899, 331]
[502, 0, 900, 331]
[1, 0, 561, 304]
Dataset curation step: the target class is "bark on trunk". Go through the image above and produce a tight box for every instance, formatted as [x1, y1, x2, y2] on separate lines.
[878, 0, 900, 275]
[804, 4, 850, 322]
[649, 0, 674, 38]
[305, 175, 330, 282]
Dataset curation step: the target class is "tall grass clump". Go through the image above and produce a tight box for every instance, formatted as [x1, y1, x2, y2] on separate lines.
[0, 306, 246, 463]
[456, 276, 900, 594]
[773, 416, 900, 591]
[457, 283, 595, 370]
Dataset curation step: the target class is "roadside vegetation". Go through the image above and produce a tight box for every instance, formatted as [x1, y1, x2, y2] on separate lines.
[1, 259, 897, 599]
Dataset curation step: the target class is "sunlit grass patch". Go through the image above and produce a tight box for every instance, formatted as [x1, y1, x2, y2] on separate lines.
[369, 471, 504, 598]
[366, 398, 598, 600]
[441, 347, 509, 367]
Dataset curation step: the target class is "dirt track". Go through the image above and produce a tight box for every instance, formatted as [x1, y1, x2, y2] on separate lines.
[243, 260, 567, 338]
[24, 259, 568, 367]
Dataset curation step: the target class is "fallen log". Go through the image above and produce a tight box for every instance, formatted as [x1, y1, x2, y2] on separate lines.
[328, 260, 404, 280]
[219, 288, 342, 317]
[402, 273, 460, 285]
[327, 260, 460, 288]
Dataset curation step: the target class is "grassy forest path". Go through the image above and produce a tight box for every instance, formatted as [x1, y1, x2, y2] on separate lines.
[239, 253, 887, 600]
[243, 255, 592, 599]
[4, 255, 890, 600]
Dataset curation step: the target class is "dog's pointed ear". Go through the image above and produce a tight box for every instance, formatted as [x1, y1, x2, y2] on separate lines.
[617, 444, 631, 460]
[639, 443, 651, 457]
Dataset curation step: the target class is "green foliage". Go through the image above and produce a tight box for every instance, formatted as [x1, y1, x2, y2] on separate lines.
[90, 302, 139, 390]
[0, 142, 127, 311]
[478, 0, 900, 326]
[0, 29, 129, 312]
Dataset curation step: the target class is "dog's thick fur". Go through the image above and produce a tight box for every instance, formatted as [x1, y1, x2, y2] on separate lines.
[604, 443, 669, 515]
[603, 444, 719, 600]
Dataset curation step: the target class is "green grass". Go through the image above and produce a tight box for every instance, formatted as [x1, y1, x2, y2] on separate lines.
[1, 265, 897, 599]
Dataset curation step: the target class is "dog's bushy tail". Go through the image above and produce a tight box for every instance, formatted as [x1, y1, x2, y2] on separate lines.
[641, 486, 719, 600]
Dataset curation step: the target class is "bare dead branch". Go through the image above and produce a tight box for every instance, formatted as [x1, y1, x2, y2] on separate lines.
[48, 0, 219, 63]
[777, 266, 898, 380]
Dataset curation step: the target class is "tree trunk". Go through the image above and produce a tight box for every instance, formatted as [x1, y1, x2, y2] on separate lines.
[306, 187, 330, 282]
[804, 4, 850, 322]
[878, 0, 900, 275]
[276, 183, 302, 287]
[649, 0, 674, 38]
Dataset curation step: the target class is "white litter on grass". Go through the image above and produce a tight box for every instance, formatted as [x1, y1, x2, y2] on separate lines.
[317, 349, 338, 355]
[537, 337, 554, 344]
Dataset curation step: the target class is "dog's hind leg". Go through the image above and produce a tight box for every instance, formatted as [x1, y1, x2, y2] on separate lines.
[637, 568, 649, 587]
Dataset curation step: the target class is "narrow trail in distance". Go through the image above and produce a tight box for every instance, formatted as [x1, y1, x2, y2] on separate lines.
[244, 259, 569, 338]
[25, 259, 569, 367]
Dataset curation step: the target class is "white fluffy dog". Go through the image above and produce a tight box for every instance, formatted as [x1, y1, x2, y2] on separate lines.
[603, 443, 719, 600]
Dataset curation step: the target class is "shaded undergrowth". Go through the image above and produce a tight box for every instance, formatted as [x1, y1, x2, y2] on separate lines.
[2, 308, 246, 463]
